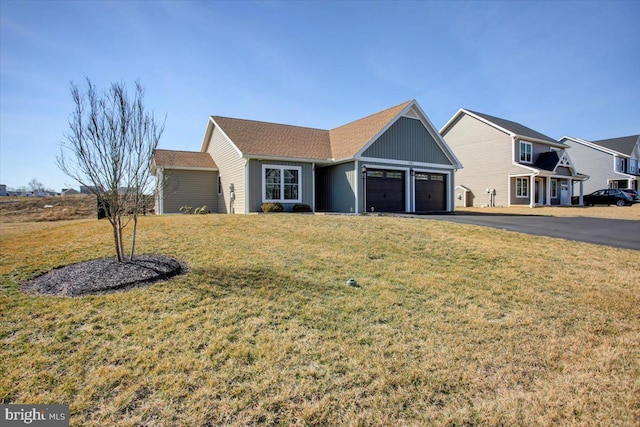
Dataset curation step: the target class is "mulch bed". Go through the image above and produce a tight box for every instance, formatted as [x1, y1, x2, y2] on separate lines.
[20, 254, 186, 297]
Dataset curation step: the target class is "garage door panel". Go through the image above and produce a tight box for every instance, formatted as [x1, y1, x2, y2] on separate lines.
[415, 173, 446, 212]
[365, 169, 405, 212]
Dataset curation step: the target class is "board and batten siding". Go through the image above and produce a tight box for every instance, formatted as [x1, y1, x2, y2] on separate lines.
[206, 125, 247, 214]
[362, 117, 452, 165]
[315, 162, 357, 213]
[442, 114, 514, 207]
[247, 160, 314, 212]
[162, 169, 217, 214]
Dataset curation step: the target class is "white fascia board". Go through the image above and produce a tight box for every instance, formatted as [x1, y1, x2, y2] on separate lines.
[162, 166, 219, 172]
[200, 117, 244, 157]
[356, 156, 458, 170]
[354, 100, 416, 158]
[516, 136, 566, 148]
[243, 154, 333, 164]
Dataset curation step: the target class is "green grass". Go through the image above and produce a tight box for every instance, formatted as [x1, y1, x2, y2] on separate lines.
[1, 214, 639, 426]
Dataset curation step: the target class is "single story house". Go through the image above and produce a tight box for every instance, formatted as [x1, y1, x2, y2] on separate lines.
[440, 109, 587, 207]
[152, 99, 462, 214]
[559, 135, 639, 193]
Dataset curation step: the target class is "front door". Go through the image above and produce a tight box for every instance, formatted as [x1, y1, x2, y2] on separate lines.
[560, 182, 570, 205]
[535, 178, 543, 205]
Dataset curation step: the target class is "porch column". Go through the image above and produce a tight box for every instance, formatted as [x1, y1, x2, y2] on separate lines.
[530, 175, 535, 208]
[579, 181, 584, 206]
[545, 178, 551, 206]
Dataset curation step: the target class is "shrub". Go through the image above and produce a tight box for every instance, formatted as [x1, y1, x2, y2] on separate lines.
[194, 206, 210, 214]
[261, 202, 284, 213]
[179, 206, 193, 214]
[293, 203, 312, 213]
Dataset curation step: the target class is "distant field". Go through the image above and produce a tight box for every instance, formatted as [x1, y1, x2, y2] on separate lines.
[0, 195, 96, 223]
[1, 214, 638, 426]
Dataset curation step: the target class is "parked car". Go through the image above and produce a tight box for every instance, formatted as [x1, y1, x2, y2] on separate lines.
[572, 189, 634, 206]
[620, 189, 640, 203]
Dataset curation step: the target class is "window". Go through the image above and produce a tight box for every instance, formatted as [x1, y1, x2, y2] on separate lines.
[630, 159, 638, 175]
[262, 165, 301, 203]
[615, 157, 626, 173]
[217, 176, 222, 195]
[550, 179, 558, 198]
[516, 177, 529, 198]
[519, 141, 532, 163]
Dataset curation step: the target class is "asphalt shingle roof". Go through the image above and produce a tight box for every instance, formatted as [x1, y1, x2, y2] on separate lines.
[153, 149, 217, 169]
[590, 135, 639, 156]
[465, 109, 557, 144]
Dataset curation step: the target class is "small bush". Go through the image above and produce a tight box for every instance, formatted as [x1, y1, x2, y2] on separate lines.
[194, 206, 210, 215]
[293, 203, 312, 213]
[261, 202, 284, 213]
[180, 206, 194, 214]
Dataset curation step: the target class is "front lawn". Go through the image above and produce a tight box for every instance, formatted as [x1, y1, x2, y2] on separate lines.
[1, 215, 638, 426]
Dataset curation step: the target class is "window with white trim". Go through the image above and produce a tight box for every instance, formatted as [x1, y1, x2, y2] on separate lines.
[516, 177, 529, 198]
[262, 165, 301, 203]
[550, 179, 558, 198]
[519, 141, 532, 163]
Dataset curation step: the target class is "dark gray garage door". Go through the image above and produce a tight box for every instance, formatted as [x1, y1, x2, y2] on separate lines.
[415, 172, 446, 212]
[365, 169, 405, 212]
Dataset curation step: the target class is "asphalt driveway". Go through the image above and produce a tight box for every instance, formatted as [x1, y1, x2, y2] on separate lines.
[422, 213, 640, 251]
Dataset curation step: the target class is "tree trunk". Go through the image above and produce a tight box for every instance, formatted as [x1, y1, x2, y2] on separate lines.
[129, 213, 138, 262]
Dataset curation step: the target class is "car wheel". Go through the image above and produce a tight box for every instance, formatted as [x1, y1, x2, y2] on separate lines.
[616, 199, 625, 207]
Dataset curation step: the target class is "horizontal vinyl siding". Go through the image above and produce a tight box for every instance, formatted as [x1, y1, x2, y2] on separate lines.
[206, 126, 246, 214]
[442, 114, 513, 207]
[316, 162, 356, 213]
[248, 160, 314, 212]
[563, 140, 616, 194]
[362, 117, 452, 165]
[162, 169, 217, 214]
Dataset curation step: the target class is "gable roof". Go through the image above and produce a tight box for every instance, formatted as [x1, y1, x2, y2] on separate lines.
[153, 149, 217, 169]
[329, 100, 413, 159]
[590, 135, 639, 156]
[210, 117, 331, 160]
[200, 100, 458, 164]
[441, 108, 563, 146]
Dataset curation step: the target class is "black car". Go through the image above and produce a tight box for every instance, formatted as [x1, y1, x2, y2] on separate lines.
[572, 189, 634, 206]
[620, 189, 640, 203]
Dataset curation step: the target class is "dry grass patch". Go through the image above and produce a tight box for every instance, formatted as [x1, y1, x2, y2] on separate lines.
[1, 214, 639, 426]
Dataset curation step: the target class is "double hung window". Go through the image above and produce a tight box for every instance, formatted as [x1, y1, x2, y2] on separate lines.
[519, 141, 532, 163]
[516, 177, 529, 198]
[263, 165, 301, 203]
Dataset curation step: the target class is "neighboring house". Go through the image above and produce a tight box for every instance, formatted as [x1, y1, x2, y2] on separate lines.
[152, 99, 462, 214]
[559, 135, 639, 194]
[62, 188, 80, 196]
[440, 109, 587, 208]
[0, 185, 7, 196]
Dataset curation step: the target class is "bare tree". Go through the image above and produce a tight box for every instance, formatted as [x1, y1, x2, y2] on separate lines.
[57, 78, 165, 262]
[28, 178, 45, 193]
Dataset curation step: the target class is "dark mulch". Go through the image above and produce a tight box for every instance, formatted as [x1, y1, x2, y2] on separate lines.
[20, 254, 186, 297]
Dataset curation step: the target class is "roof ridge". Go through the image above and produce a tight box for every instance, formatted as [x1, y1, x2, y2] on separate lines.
[212, 115, 327, 132]
[330, 99, 413, 131]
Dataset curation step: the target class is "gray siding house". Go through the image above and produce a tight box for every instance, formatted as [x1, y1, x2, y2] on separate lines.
[440, 109, 587, 208]
[559, 135, 639, 194]
[152, 100, 462, 214]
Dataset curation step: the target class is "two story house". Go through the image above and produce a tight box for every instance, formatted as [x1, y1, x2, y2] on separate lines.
[559, 135, 639, 194]
[440, 109, 587, 208]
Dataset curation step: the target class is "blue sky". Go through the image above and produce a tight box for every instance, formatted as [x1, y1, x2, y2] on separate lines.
[1, 0, 638, 191]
